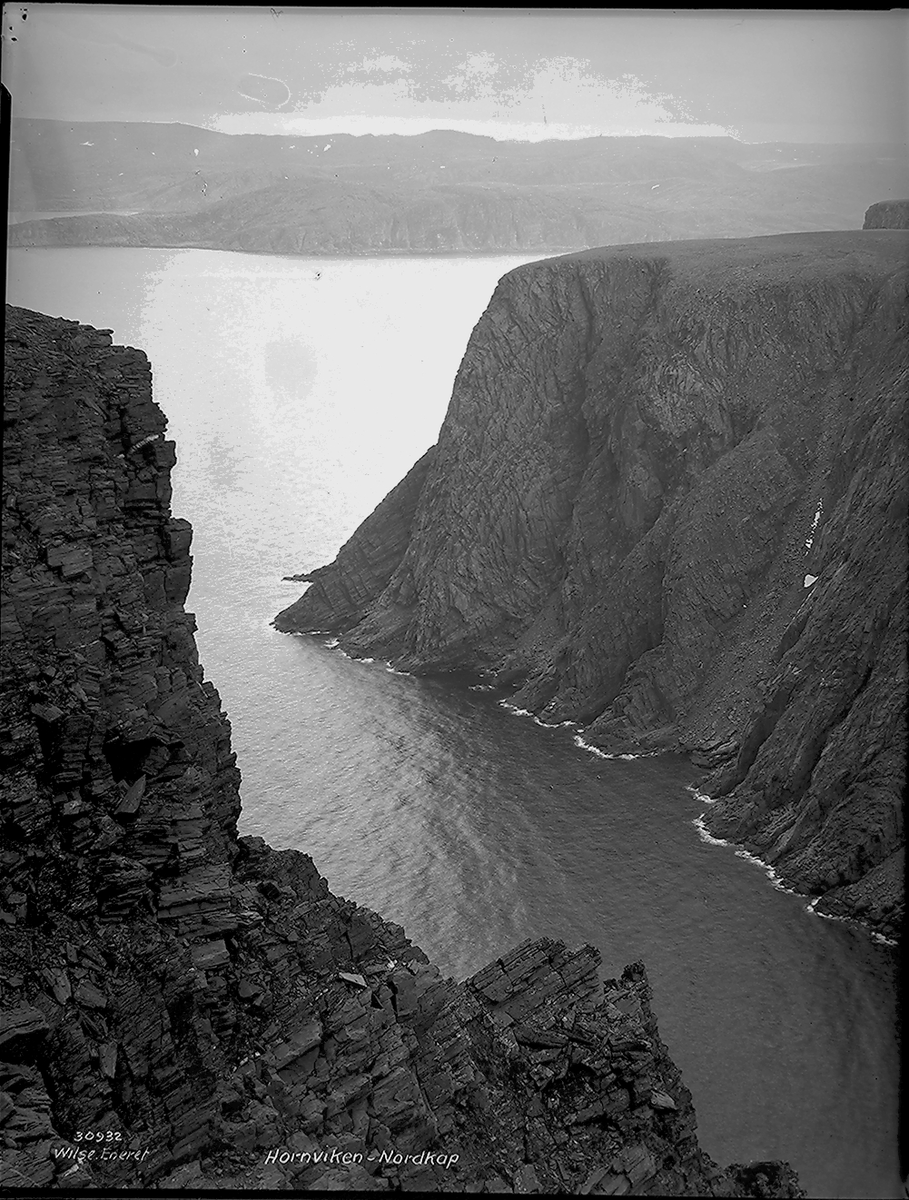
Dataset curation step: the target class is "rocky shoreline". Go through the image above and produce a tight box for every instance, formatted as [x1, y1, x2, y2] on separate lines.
[0, 304, 805, 1194]
[276, 221, 908, 944]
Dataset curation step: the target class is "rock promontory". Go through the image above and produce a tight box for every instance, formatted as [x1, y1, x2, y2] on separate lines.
[863, 199, 909, 229]
[1, 305, 803, 1193]
[276, 229, 908, 943]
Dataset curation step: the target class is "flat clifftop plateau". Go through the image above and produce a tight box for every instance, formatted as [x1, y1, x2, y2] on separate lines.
[0, 305, 803, 1194]
[277, 229, 908, 942]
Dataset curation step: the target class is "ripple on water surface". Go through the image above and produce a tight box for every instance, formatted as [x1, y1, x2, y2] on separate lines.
[236, 635, 900, 1200]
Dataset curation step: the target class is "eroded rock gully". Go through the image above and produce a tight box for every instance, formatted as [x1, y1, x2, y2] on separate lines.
[0, 305, 802, 1193]
[277, 229, 908, 943]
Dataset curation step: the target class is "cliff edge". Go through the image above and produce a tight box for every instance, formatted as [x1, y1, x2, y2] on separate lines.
[276, 230, 908, 943]
[0, 306, 802, 1194]
[864, 199, 909, 230]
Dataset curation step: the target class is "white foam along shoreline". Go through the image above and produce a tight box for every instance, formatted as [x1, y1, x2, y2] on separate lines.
[295, 631, 899, 947]
[573, 732, 657, 761]
[497, 700, 667, 758]
[691, 808, 806, 897]
[690, 792, 897, 946]
[295, 631, 412, 676]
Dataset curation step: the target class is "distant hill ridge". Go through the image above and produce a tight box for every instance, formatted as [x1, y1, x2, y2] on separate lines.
[8, 118, 908, 254]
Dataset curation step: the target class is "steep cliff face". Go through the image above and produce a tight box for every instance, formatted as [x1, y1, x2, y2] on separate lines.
[864, 199, 909, 229]
[276, 230, 908, 941]
[279, 449, 437, 633]
[1, 306, 803, 1194]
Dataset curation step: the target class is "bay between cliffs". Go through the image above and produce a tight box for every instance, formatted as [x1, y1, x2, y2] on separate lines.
[6, 245, 900, 1198]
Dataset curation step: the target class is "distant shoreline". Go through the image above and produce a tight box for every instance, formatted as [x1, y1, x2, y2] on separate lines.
[6, 237, 587, 259]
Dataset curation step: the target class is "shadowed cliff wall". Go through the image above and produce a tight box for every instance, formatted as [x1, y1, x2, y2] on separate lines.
[276, 230, 908, 942]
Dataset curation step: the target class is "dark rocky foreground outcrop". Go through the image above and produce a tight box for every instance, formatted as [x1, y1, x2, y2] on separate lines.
[276, 229, 908, 944]
[0, 305, 803, 1193]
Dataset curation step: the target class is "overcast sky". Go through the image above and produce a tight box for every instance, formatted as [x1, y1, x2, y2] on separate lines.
[2, 6, 907, 143]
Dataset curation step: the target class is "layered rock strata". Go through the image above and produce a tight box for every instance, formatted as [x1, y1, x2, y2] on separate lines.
[276, 230, 908, 942]
[0, 305, 802, 1194]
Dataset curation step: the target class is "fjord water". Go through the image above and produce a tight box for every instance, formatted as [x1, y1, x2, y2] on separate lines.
[6, 247, 900, 1198]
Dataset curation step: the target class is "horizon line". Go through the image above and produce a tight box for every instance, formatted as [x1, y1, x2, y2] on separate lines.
[10, 117, 904, 149]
